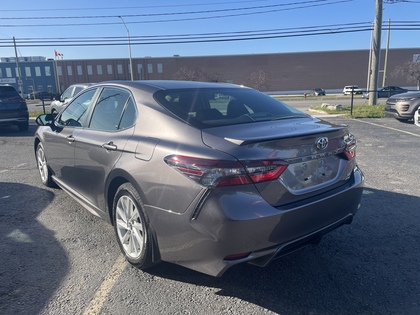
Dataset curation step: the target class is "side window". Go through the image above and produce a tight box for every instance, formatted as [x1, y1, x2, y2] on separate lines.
[89, 87, 130, 131]
[58, 89, 96, 127]
[119, 97, 137, 129]
[61, 86, 74, 100]
[73, 86, 84, 96]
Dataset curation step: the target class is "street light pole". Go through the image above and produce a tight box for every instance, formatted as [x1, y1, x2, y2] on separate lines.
[118, 16, 134, 81]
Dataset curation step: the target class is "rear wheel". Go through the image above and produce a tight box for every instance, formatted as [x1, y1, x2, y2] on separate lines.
[113, 183, 155, 269]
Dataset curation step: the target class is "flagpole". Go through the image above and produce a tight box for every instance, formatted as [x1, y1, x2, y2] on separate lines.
[54, 51, 61, 94]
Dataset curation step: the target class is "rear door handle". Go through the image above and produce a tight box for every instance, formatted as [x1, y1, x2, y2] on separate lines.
[102, 141, 117, 151]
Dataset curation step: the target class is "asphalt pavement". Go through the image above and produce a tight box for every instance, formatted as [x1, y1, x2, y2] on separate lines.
[1, 113, 419, 314]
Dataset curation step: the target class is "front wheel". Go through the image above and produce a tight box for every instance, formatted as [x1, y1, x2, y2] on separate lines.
[36, 142, 55, 187]
[414, 107, 420, 127]
[113, 183, 156, 269]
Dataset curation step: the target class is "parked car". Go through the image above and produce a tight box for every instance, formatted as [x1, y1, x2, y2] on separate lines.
[310, 88, 326, 96]
[385, 91, 420, 122]
[34, 80, 364, 277]
[0, 85, 29, 131]
[363, 86, 408, 99]
[26, 91, 53, 100]
[50, 83, 94, 114]
[343, 85, 363, 95]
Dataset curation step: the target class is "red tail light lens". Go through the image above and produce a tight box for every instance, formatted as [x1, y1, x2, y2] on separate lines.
[164, 155, 288, 187]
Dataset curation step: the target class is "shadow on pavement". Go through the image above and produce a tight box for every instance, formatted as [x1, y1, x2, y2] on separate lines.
[0, 182, 69, 315]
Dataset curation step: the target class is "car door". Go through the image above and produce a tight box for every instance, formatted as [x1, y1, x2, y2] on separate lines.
[72, 87, 137, 212]
[44, 88, 98, 187]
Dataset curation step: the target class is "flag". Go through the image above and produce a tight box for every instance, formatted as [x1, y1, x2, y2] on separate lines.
[54, 50, 64, 57]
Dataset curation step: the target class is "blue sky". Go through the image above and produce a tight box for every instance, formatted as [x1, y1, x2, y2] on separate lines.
[0, 0, 418, 60]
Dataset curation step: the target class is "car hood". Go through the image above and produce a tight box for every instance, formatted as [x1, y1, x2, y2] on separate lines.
[389, 91, 420, 99]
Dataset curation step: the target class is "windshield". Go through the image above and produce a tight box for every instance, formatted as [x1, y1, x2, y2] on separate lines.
[154, 88, 307, 128]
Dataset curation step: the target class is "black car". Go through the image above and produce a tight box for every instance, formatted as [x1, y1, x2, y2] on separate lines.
[0, 85, 29, 131]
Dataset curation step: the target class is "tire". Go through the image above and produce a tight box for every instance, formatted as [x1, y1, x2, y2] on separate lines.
[36, 142, 55, 187]
[414, 107, 420, 127]
[113, 183, 155, 269]
[18, 121, 29, 131]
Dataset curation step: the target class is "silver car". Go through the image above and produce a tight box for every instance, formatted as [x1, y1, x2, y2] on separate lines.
[50, 83, 94, 114]
[385, 91, 420, 122]
[34, 80, 364, 277]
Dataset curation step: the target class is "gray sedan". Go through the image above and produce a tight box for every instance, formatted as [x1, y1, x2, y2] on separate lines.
[34, 80, 364, 277]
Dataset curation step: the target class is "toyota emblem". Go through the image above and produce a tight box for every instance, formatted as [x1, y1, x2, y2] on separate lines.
[316, 137, 328, 150]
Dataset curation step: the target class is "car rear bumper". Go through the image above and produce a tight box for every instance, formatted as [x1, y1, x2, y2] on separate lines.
[147, 166, 364, 277]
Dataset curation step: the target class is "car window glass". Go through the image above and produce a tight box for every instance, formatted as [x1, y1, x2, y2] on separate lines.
[89, 87, 129, 131]
[154, 88, 306, 128]
[58, 89, 96, 127]
[119, 96, 137, 129]
[74, 86, 84, 95]
[0, 86, 21, 98]
[61, 87, 74, 100]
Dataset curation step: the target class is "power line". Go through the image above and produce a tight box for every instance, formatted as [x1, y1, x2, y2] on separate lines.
[0, 0, 352, 27]
[1, 20, 419, 48]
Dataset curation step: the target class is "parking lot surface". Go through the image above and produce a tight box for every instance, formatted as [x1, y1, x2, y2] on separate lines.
[0, 115, 419, 315]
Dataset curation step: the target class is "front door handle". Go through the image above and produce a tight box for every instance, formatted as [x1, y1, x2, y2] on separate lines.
[66, 135, 75, 142]
[102, 141, 117, 151]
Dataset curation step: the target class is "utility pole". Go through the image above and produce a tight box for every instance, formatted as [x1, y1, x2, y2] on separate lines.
[369, 0, 383, 105]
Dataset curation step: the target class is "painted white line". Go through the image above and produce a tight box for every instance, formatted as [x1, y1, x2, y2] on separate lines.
[355, 119, 420, 138]
[82, 254, 127, 315]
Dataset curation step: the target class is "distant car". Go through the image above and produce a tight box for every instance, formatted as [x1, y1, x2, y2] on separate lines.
[0, 85, 29, 131]
[310, 88, 326, 96]
[343, 85, 363, 95]
[385, 91, 420, 122]
[50, 83, 94, 114]
[363, 86, 408, 99]
[34, 80, 364, 277]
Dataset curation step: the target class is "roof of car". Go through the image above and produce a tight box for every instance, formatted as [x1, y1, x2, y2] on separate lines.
[99, 80, 247, 91]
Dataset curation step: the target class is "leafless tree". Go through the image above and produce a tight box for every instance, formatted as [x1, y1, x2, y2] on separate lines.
[247, 69, 270, 91]
[173, 66, 204, 81]
[393, 61, 420, 90]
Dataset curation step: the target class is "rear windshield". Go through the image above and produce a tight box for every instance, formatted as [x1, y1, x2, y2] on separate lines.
[154, 88, 307, 128]
[0, 86, 21, 98]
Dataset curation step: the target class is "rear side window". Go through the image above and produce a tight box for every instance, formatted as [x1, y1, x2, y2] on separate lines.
[0, 86, 21, 98]
[154, 88, 306, 128]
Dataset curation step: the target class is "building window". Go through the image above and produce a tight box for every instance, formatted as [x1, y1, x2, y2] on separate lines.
[44, 66, 51, 76]
[137, 64, 143, 79]
[157, 63, 163, 74]
[117, 64, 123, 75]
[97, 65, 103, 75]
[107, 65, 112, 75]
[6, 68, 12, 77]
[147, 63, 153, 74]
[25, 67, 31, 77]
[87, 65, 93, 75]
[0, 69, 2, 77]
[57, 66, 62, 76]
[77, 65, 83, 75]
[67, 65, 73, 75]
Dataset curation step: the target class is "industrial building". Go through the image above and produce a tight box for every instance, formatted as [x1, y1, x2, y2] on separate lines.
[0, 48, 418, 96]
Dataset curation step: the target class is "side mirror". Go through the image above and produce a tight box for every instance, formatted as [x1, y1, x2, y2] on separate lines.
[35, 114, 55, 126]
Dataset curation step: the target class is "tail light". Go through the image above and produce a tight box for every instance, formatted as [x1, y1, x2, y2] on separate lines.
[164, 155, 288, 187]
[343, 133, 357, 160]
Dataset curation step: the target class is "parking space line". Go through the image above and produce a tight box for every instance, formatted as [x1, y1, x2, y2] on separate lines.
[356, 119, 420, 138]
[82, 254, 127, 315]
